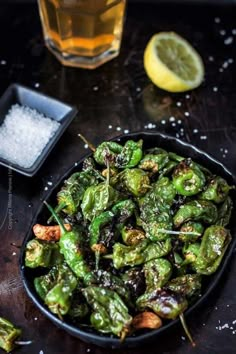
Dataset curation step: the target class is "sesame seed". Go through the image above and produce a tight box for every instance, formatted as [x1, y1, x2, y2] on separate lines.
[224, 36, 233, 45]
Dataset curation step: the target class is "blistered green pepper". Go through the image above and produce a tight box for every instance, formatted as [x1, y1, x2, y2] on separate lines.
[112, 199, 136, 226]
[136, 289, 188, 320]
[195, 225, 232, 275]
[121, 267, 145, 299]
[121, 168, 150, 197]
[0, 317, 22, 353]
[45, 202, 95, 285]
[107, 238, 172, 269]
[82, 287, 132, 338]
[116, 139, 143, 168]
[182, 243, 201, 264]
[68, 287, 89, 319]
[94, 141, 122, 166]
[165, 274, 202, 298]
[172, 158, 206, 196]
[179, 221, 204, 242]
[217, 196, 233, 227]
[200, 176, 233, 204]
[142, 212, 173, 241]
[81, 182, 120, 221]
[144, 258, 172, 292]
[34, 265, 60, 300]
[96, 270, 131, 305]
[173, 200, 218, 227]
[89, 210, 114, 252]
[25, 239, 63, 268]
[121, 226, 145, 246]
[139, 152, 169, 173]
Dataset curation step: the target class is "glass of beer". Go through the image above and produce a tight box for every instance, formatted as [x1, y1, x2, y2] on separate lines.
[37, 0, 127, 69]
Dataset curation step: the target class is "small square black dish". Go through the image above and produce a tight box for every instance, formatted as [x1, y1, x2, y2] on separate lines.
[0, 83, 78, 176]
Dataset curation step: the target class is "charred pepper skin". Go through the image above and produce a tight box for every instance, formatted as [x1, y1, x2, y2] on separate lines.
[144, 258, 172, 292]
[94, 141, 123, 166]
[136, 289, 188, 320]
[121, 168, 150, 197]
[45, 202, 95, 285]
[82, 287, 132, 338]
[216, 196, 233, 227]
[173, 200, 218, 227]
[0, 317, 22, 353]
[165, 274, 202, 298]
[111, 238, 172, 269]
[115, 139, 143, 168]
[200, 176, 233, 204]
[195, 225, 232, 275]
[139, 152, 169, 173]
[179, 221, 204, 243]
[172, 158, 206, 196]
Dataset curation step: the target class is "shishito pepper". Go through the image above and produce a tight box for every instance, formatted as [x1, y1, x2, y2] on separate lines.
[136, 289, 188, 320]
[139, 152, 169, 173]
[34, 263, 77, 317]
[107, 238, 172, 269]
[115, 139, 143, 168]
[44, 202, 95, 285]
[195, 225, 232, 275]
[120, 168, 150, 197]
[25, 239, 63, 268]
[179, 221, 204, 243]
[94, 141, 123, 166]
[172, 158, 206, 196]
[82, 287, 132, 339]
[200, 176, 233, 204]
[121, 226, 146, 246]
[0, 317, 21, 353]
[216, 196, 233, 227]
[165, 274, 202, 298]
[144, 258, 172, 292]
[173, 200, 218, 227]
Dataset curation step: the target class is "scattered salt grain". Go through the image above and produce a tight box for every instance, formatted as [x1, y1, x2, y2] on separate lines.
[0, 60, 7, 65]
[87, 349, 91, 353]
[208, 56, 214, 61]
[220, 30, 226, 36]
[34, 82, 40, 88]
[108, 125, 112, 129]
[12, 252, 16, 256]
[39, 351, 44, 354]
[47, 181, 53, 186]
[224, 36, 233, 45]
[74, 162, 78, 166]
[213, 86, 218, 92]
[147, 123, 153, 129]
[222, 154, 226, 158]
[84, 144, 88, 149]
[176, 102, 182, 107]
[176, 133, 180, 138]
[93, 86, 99, 91]
[232, 29, 236, 35]
[200, 135, 207, 140]
[214, 17, 221, 23]
[124, 129, 129, 134]
[222, 62, 229, 69]
[0, 104, 60, 168]
[184, 112, 190, 117]
[161, 120, 166, 125]
[34, 317, 38, 321]
[185, 94, 190, 99]
[219, 68, 224, 72]
[232, 320, 236, 325]
[44, 186, 48, 191]
[177, 120, 182, 124]
[116, 126, 121, 131]
[181, 336, 186, 341]
[228, 58, 234, 64]
[169, 116, 175, 122]
[224, 149, 228, 153]
[136, 87, 141, 92]
[172, 122, 176, 127]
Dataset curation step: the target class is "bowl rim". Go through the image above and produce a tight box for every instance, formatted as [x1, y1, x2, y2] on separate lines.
[19, 131, 236, 346]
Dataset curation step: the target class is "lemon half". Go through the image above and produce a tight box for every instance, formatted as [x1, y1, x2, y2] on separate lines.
[144, 32, 205, 92]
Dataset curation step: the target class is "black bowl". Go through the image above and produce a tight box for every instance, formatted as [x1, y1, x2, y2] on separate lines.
[0, 83, 78, 176]
[20, 131, 236, 348]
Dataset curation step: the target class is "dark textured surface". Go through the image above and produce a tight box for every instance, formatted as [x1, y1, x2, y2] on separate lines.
[0, 2, 236, 354]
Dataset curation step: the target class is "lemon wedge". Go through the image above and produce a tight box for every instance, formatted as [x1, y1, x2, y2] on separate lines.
[144, 32, 205, 92]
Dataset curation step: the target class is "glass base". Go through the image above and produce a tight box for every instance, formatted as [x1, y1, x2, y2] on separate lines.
[45, 40, 120, 69]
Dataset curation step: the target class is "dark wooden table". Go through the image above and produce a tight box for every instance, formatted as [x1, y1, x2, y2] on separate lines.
[0, 2, 236, 353]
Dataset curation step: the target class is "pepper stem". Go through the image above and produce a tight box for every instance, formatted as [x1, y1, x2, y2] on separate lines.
[78, 133, 96, 152]
[47, 202, 67, 224]
[179, 313, 196, 347]
[44, 201, 67, 235]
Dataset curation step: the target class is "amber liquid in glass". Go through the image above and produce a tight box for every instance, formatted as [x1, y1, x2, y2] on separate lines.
[38, 0, 126, 68]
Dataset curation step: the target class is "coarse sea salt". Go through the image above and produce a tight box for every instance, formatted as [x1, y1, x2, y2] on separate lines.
[0, 104, 60, 168]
